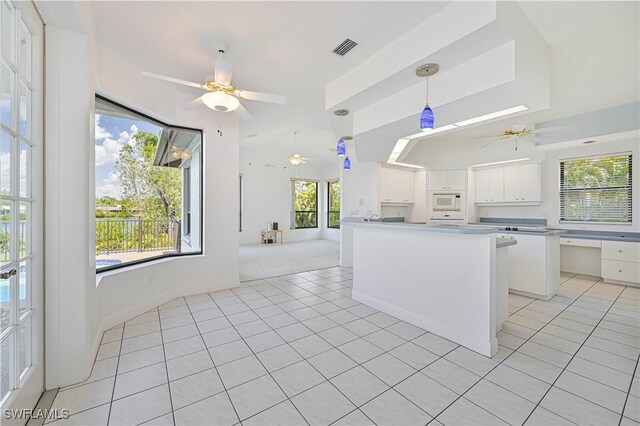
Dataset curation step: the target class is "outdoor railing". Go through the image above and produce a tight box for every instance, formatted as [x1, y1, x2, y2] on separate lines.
[96, 217, 180, 254]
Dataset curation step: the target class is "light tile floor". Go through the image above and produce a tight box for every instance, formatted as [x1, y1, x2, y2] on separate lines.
[48, 269, 639, 425]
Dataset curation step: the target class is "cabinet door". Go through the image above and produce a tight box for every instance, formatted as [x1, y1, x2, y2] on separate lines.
[475, 169, 491, 203]
[404, 171, 415, 203]
[489, 168, 504, 202]
[379, 168, 389, 202]
[503, 166, 520, 202]
[387, 169, 401, 202]
[446, 170, 466, 190]
[428, 171, 448, 191]
[519, 164, 540, 201]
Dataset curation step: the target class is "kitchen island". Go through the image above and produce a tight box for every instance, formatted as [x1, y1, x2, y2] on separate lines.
[341, 218, 515, 357]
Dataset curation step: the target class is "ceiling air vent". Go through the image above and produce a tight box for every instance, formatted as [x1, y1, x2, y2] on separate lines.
[332, 39, 358, 56]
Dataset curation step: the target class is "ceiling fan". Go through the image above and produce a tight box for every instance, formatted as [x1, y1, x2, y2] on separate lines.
[142, 42, 286, 121]
[475, 124, 567, 150]
[289, 131, 312, 165]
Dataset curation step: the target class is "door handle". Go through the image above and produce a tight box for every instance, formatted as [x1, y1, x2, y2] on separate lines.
[0, 269, 17, 279]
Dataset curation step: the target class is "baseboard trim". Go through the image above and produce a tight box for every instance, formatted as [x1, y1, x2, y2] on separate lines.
[352, 290, 496, 357]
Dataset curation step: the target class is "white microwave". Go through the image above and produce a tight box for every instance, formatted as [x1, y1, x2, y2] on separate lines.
[433, 193, 462, 211]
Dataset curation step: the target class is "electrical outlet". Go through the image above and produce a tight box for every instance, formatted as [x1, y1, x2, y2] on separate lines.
[358, 198, 365, 205]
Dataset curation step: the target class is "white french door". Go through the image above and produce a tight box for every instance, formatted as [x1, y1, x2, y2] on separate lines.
[0, 0, 44, 420]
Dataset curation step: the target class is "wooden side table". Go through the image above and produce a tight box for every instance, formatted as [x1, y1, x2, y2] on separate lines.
[261, 229, 283, 244]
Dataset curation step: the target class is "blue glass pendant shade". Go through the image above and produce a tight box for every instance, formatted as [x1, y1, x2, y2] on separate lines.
[420, 104, 434, 130]
[343, 156, 351, 170]
[336, 138, 346, 156]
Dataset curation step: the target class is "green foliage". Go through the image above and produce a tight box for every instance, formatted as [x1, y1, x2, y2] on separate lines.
[294, 180, 318, 228]
[328, 180, 341, 228]
[0, 229, 8, 260]
[562, 155, 630, 189]
[115, 131, 182, 220]
[561, 154, 632, 222]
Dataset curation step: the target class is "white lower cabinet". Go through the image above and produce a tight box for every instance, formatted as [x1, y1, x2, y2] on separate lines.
[498, 233, 560, 300]
[601, 241, 640, 285]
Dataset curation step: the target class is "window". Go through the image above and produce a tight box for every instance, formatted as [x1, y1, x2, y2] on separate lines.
[292, 180, 318, 229]
[560, 153, 632, 223]
[183, 167, 191, 239]
[327, 179, 341, 229]
[94, 96, 203, 272]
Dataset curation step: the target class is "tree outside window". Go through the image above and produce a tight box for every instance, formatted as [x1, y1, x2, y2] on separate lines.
[560, 153, 632, 223]
[327, 179, 340, 229]
[292, 180, 318, 229]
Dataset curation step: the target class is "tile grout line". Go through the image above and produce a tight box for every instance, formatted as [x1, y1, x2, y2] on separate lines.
[618, 354, 640, 426]
[181, 296, 244, 425]
[520, 280, 628, 425]
[105, 323, 125, 426]
[222, 285, 451, 425]
[425, 277, 606, 425]
[156, 308, 176, 426]
[214, 273, 438, 425]
[51, 269, 637, 425]
[204, 291, 312, 426]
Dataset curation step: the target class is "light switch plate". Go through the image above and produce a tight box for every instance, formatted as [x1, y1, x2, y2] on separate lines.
[358, 198, 365, 205]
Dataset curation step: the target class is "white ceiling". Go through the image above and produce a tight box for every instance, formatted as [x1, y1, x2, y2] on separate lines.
[49, 1, 639, 167]
[80, 1, 450, 167]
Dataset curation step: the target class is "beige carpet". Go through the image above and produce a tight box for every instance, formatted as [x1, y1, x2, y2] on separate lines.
[239, 240, 340, 282]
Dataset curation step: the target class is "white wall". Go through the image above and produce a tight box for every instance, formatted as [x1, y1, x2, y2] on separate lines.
[44, 25, 240, 388]
[341, 158, 381, 218]
[239, 149, 326, 245]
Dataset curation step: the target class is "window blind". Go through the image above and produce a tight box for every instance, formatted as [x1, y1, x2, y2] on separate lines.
[560, 153, 632, 223]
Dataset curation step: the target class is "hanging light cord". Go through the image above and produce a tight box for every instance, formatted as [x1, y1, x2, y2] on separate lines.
[425, 75, 429, 106]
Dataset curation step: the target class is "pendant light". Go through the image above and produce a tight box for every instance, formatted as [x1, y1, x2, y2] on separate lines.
[334, 109, 350, 156]
[416, 64, 439, 131]
[343, 156, 351, 170]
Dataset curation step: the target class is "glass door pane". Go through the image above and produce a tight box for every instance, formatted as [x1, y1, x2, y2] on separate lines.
[0, 0, 42, 410]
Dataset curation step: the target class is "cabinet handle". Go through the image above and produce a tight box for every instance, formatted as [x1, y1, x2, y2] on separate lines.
[566, 240, 571, 243]
[618, 250, 623, 253]
[619, 269, 623, 272]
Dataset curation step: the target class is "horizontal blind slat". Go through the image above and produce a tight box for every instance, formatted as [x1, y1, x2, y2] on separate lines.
[560, 154, 632, 223]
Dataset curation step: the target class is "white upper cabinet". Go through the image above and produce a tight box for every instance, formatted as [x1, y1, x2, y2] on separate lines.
[519, 164, 541, 201]
[475, 163, 540, 204]
[428, 170, 466, 191]
[380, 168, 414, 203]
[476, 168, 504, 203]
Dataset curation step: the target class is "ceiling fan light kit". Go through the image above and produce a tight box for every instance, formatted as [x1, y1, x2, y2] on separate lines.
[142, 42, 286, 120]
[202, 90, 240, 112]
[416, 63, 439, 131]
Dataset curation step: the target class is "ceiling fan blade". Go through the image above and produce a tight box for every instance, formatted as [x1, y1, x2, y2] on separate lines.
[214, 58, 234, 86]
[177, 96, 204, 111]
[531, 125, 572, 135]
[472, 134, 502, 140]
[238, 90, 287, 104]
[142, 71, 205, 89]
[482, 139, 503, 149]
[234, 103, 253, 121]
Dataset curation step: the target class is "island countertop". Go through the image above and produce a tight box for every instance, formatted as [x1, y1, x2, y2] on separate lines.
[341, 217, 496, 235]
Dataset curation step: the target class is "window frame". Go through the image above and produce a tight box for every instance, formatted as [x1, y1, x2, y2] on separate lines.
[291, 179, 319, 229]
[94, 94, 204, 273]
[559, 152, 633, 224]
[327, 179, 341, 229]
